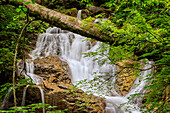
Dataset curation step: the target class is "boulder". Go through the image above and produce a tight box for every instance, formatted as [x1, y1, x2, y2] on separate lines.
[33, 56, 106, 112]
[115, 60, 140, 96]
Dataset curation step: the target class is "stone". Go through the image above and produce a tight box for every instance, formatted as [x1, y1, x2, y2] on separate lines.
[115, 60, 140, 96]
[33, 56, 105, 112]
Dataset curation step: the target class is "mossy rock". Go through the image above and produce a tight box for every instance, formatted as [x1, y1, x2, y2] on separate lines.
[82, 9, 93, 19]
[55, 8, 78, 17]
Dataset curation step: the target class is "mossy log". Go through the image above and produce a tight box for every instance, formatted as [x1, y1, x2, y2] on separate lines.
[5, 0, 114, 43]
[4, 0, 163, 61]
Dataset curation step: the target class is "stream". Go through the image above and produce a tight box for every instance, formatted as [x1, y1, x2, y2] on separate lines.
[27, 25, 154, 113]
[0, 11, 154, 113]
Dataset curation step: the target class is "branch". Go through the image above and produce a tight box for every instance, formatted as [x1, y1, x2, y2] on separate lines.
[97, 67, 125, 89]
[12, 19, 33, 107]
[5, 0, 114, 43]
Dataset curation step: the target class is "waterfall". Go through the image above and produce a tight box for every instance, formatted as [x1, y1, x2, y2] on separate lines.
[20, 12, 154, 112]
[126, 61, 154, 105]
[0, 87, 13, 110]
[37, 86, 45, 113]
[27, 26, 154, 112]
[21, 85, 29, 106]
[17, 58, 43, 85]
[21, 85, 45, 113]
[77, 10, 82, 19]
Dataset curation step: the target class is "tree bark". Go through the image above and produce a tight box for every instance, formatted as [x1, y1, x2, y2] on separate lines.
[4, 0, 164, 61]
[6, 0, 114, 43]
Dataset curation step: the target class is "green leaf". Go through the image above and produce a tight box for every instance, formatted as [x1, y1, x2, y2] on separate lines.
[20, 11, 26, 18]
[24, 2, 31, 5]
[23, 8, 27, 12]
[16, 8, 21, 13]
[164, 106, 170, 111]
[32, 0, 35, 4]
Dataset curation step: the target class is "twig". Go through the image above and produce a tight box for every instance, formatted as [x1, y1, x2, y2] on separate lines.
[12, 19, 33, 107]
[100, 50, 155, 71]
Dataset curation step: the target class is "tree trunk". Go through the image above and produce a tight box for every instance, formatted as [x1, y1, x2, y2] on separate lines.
[4, 0, 163, 61]
[6, 0, 114, 43]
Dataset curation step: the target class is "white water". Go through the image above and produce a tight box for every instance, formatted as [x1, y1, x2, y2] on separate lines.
[126, 61, 154, 105]
[27, 26, 154, 112]
[20, 11, 154, 113]
[21, 85, 29, 106]
[0, 87, 13, 110]
[77, 10, 82, 19]
[17, 59, 43, 85]
[37, 86, 45, 113]
[21, 85, 45, 113]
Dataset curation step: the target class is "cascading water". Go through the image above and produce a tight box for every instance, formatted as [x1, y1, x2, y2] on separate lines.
[21, 85, 45, 113]
[37, 86, 45, 113]
[126, 61, 154, 105]
[21, 85, 29, 106]
[77, 10, 82, 19]
[17, 59, 43, 85]
[28, 26, 154, 113]
[17, 11, 154, 113]
[0, 87, 13, 110]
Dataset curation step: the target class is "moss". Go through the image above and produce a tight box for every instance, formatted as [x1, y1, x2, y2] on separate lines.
[82, 9, 93, 19]
[68, 17, 76, 22]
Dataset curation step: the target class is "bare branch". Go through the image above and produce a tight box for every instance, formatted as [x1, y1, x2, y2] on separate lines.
[12, 19, 33, 107]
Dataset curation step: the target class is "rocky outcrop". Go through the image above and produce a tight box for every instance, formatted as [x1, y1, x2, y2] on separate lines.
[115, 60, 140, 96]
[33, 56, 105, 112]
[54, 8, 78, 18]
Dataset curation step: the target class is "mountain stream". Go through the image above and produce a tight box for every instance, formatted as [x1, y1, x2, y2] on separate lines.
[0, 11, 154, 113]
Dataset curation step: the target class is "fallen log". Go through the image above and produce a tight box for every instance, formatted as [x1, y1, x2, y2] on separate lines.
[3, 0, 164, 61]
[5, 0, 114, 43]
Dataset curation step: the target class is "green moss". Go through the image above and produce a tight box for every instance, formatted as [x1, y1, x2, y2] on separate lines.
[68, 17, 76, 22]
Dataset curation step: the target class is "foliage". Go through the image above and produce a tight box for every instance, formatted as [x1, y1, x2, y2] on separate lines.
[0, 83, 13, 102]
[81, 0, 170, 112]
[0, 2, 49, 78]
[0, 103, 65, 113]
[0, 0, 169, 112]
[0, 0, 49, 107]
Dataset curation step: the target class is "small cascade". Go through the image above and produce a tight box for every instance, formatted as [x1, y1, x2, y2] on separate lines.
[21, 85, 45, 113]
[21, 85, 29, 106]
[77, 10, 82, 19]
[37, 86, 45, 113]
[0, 87, 13, 110]
[126, 61, 154, 105]
[104, 61, 154, 113]
[17, 59, 43, 85]
[18, 60, 44, 111]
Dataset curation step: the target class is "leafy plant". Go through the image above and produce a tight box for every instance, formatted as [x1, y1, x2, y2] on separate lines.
[81, 0, 169, 112]
[0, 103, 65, 113]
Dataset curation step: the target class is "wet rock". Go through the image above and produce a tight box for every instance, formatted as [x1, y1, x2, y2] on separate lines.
[115, 60, 140, 96]
[33, 56, 105, 112]
[45, 89, 105, 113]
